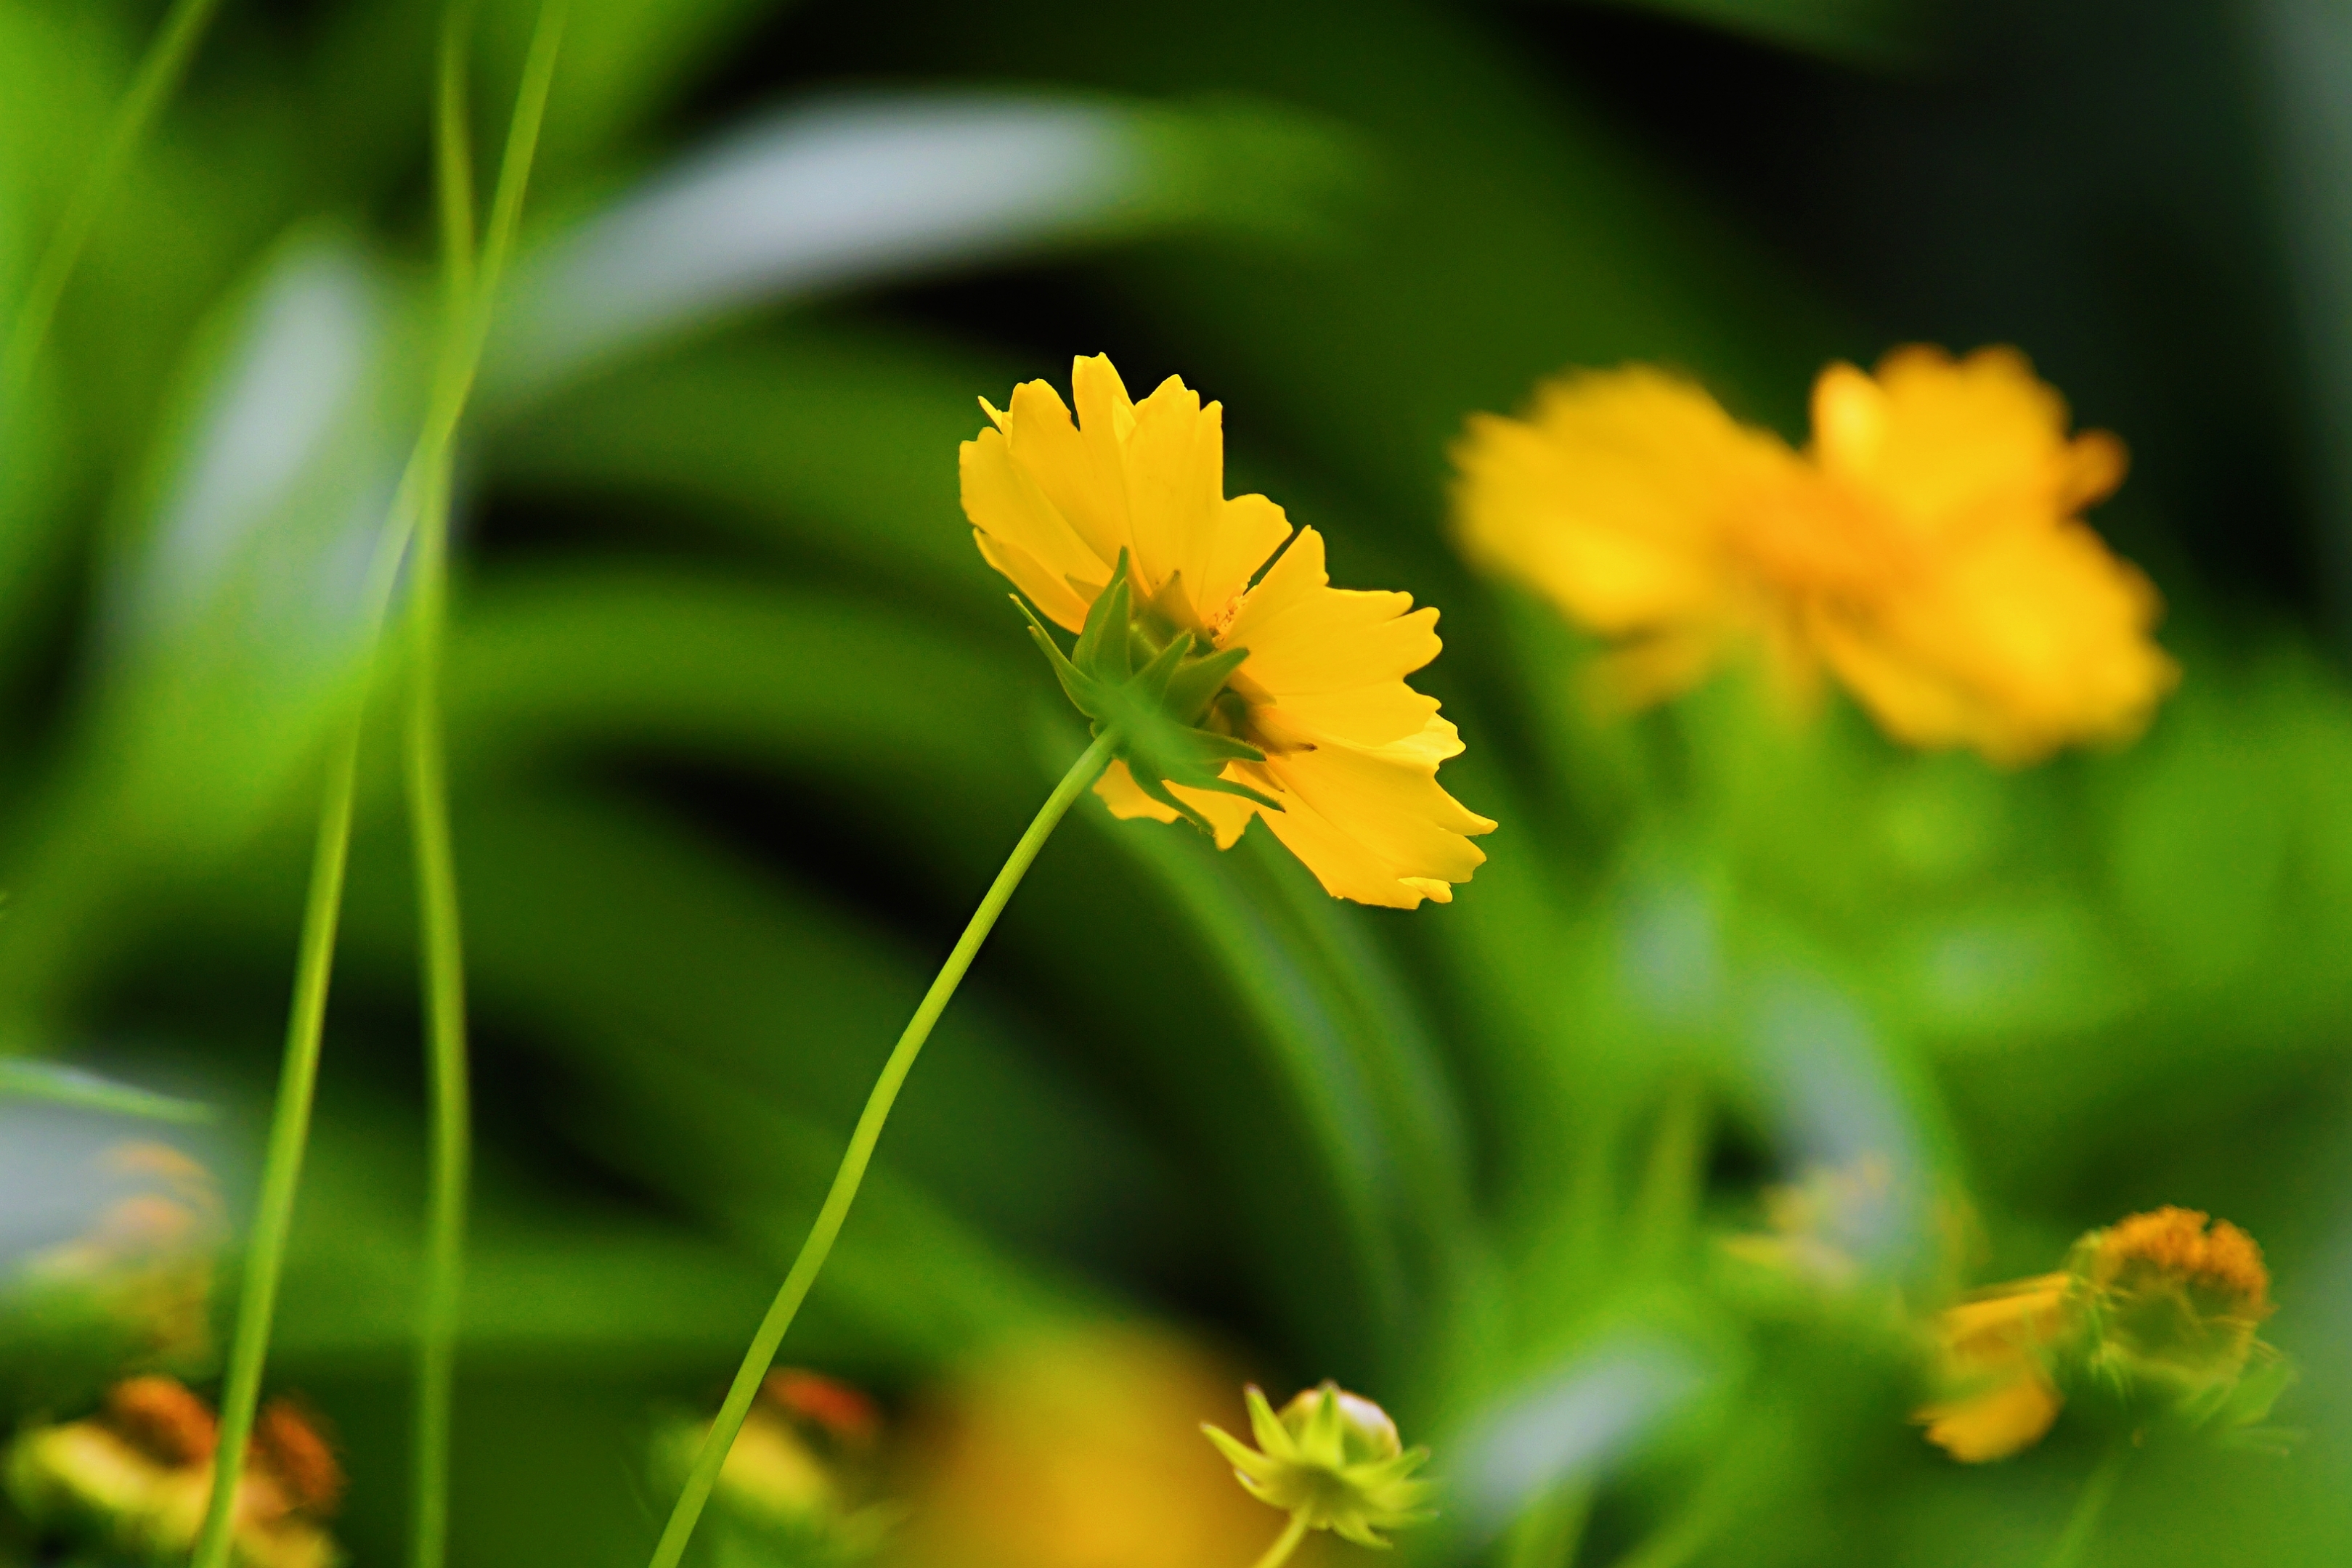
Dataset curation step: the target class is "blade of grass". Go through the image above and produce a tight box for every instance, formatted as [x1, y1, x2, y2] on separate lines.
[0, 1058, 213, 1123]
[0, 0, 228, 401]
[407, 8, 485, 1568]
[189, 9, 567, 1567]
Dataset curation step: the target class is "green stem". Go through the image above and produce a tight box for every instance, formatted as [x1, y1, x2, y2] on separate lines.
[1632, 1077, 1708, 1268]
[406, 13, 483, 1568]
[1249, 1514, 1311, 1568]
[1503, 1479, 1594, 1568]
[1, 0, 227, 400]
[643, 730, 1120, 1568]
[2043, 1442, 2130, 1568]
[433, 2, 479, 312]
[405, 548, 468, 1568]
[189, 12, 565, 1567]
[189, 724, 362, 1568]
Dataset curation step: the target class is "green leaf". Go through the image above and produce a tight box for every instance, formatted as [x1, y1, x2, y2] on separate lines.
[0, 1060, 212, 1123]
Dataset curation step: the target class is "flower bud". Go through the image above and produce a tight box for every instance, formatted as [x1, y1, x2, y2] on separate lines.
[1201, 1381, 1433, 1548]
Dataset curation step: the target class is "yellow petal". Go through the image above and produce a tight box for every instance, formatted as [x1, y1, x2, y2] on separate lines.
[1224, 531, 1441, 698]
[1812, 346, 2121, 539]
[1918, 1369, 2064, 1463]
[1094, 761, 1258, 849]
[1935, 1273, 2072, 1365]
[1452, 367, 1799, 642]
[1002, 375, 1131, 567]
[961, 426, 1110, 632]
[1199, 494, 1293, 627]
[1269, 733, 1492, 882]
[974, 528, 1091, 633]
[1249, 685, 1441, 752]
[1807, 516, 2176, 764]
[1121, 375, 1225, 622]
[1094, 761, 1181, 824]
[1256, 787, 1439, 909]
[1168, 779, 1259, 850]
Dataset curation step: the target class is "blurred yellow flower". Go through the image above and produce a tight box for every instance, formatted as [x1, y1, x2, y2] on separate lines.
[23, 1141, 224, 1371]
[6, 1376, 343, 1568]
[667, 1368, 895, 1560]
[1916, 1206, 2289, 1462]
[963, 354, 1494, 907]
[1721, 1156, 1900, 1294]
[2072, 1206, 2275, 1400]
[1201, 1381, 1432, 1556]
[886, 1328, 1295, 1568]
[1453, 346, 2177, 763]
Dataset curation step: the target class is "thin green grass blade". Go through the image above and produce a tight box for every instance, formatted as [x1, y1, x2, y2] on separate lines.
[0, 0, 228, 403]
[0, 1059, 213, 1123]
[407, 11, 488, 1568]
[190, 9, 568, 1567]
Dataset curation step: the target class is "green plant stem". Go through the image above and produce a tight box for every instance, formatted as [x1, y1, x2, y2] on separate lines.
[189, 11, 565, 1567]
[2043, 1442, 2130, 1568]
[1, 0, 227, 401]
[434, 2, 479, 311]
[406, 13, 484, 1568]
[1632, 1076, 1708, 1267]
[1503, 1479, 1594, 1568]
[1249, 1514, 1311, 1568]
[404, 458, 468, 1568]
[644, 730, 1120, 1568]
[188, 723, 362, 1568]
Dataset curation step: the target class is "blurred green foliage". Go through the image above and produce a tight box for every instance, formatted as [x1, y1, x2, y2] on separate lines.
[1, 1, 2350, 1566]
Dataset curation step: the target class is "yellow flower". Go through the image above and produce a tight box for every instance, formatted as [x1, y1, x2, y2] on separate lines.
[669, 1368, 894, 1559]
[887, 1328, 1290, 1568]
[1453, 346, 2177, 764]
[1201, 1382, 1433, 1549]
[24, 1142, 224, 1370]
[1916, 1206, 2290, 1461]
[2072, 1206, 2275, 1400]
[5, 1377, 344, 1568]
[962, 354, 1494, 907]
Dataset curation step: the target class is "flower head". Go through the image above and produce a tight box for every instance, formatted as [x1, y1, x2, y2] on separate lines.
[963, 354, 1494, 907]
[662, 1368, 895, 1561]
[1453, 346, 2176, 763]
[1201, 1381, 1433, 1548]
[6, 1376, 343, 1568]
[20, 1141, 224, 1373]
[1916, 1206, 2290, 1462]
[2072, 1206, 2275, 1400]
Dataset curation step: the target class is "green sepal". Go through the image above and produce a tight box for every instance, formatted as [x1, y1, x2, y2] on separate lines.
[2205, 1351, 2298, 1434]
[1163, 643, 1251, 724]
[1070, 556, 1134, 684]
[1011, 560, 1283, 834]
